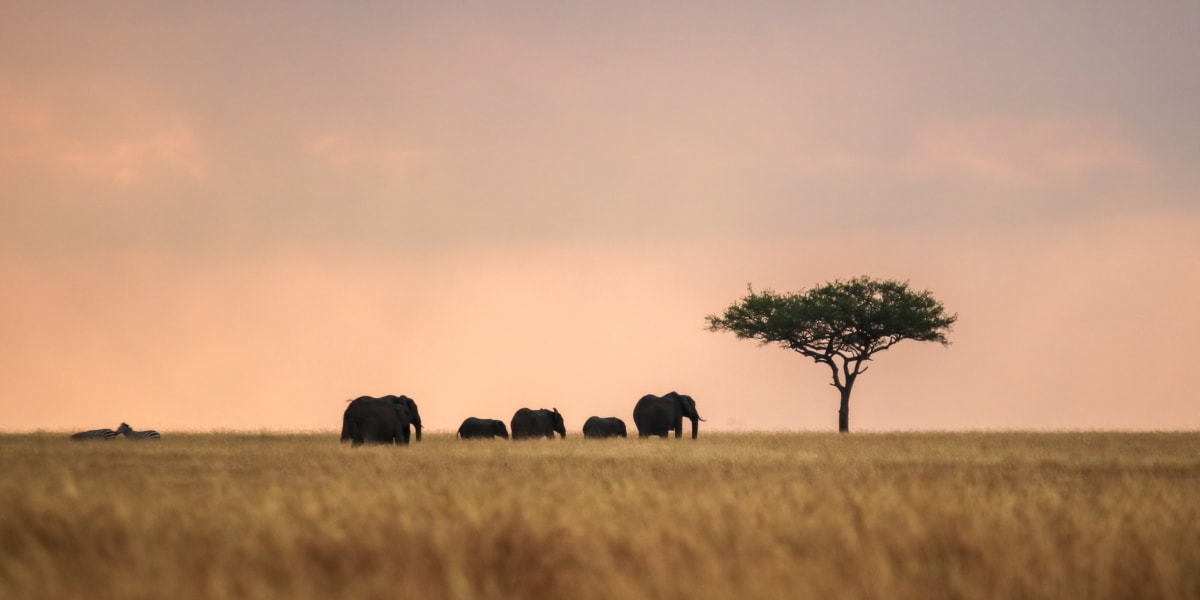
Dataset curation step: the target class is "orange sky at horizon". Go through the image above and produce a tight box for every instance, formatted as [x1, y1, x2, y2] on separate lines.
[3, 2, 1198, 432]
[3, 214, 1197, 433]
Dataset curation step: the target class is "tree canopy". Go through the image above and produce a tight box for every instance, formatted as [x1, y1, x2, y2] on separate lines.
[707, 276, 957, 432]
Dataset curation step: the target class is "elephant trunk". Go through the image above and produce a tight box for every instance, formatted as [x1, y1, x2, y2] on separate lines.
[690, 416, 698, 439]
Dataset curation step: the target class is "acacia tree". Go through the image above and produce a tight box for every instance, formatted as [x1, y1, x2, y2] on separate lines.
[706, 276, 957, 432]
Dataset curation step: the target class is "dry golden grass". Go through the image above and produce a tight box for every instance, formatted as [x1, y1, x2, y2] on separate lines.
[1, 431, 1197, 599]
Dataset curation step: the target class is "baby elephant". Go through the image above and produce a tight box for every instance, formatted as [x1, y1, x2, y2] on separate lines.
[457, 417, 509, 440]
[583, 416, 627, 439]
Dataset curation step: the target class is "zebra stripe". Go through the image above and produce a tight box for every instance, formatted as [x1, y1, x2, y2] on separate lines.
[70, 428, 118, 441]
[117, 422, 162, 440]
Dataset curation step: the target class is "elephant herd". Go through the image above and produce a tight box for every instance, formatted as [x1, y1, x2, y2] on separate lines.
[340, 391, 703, 446]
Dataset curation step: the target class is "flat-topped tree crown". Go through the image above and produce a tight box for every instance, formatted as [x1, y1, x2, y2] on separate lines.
[707, 276, 956, 432]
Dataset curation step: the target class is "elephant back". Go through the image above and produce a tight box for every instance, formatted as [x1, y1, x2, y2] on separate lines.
[511, 407, 565, 440]
[459, 417, 506, 439]
[583, 416, 627, 439]
[632, 394, 666, 422]
[510, 408, 537, 440]
[342, 395, 413, 446]
[633, 391, 700, 439]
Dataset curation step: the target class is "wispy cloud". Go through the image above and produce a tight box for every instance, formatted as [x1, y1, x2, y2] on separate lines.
[60, 121, 205, 185]
[303, 133, 434, 173]
[791, 117, 1149, 188]
[0, 89, 205, 187]
[900, 117, 1148, 186]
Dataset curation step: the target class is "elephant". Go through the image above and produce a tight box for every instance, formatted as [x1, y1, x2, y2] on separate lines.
[340, 395, 417, 446]
[458, 417, 509, 440]
[583, 416, 627, 439]
[116, 422, 161, 440]
[510, 408, 566, 440]
[70, 428, 117, 441]
[633, 391, 704, 439]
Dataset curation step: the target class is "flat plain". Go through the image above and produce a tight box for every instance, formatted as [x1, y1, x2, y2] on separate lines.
[1, 431, 1197, 599]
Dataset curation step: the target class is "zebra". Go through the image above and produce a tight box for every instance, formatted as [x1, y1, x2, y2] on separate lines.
[116, 422, 162, 440]
[70, 428, 118, 441]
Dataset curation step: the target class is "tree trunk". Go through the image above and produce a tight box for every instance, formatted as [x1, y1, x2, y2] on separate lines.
[840, 386, 849, 434]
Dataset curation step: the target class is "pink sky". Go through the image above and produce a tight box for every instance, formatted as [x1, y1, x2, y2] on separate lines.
[3, 2, 1198, 432]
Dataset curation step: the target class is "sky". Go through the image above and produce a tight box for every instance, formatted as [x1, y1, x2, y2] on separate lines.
[2, 1, 1198, 433]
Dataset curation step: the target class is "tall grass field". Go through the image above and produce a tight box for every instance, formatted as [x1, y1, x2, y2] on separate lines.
[1, 431, 1197, 599]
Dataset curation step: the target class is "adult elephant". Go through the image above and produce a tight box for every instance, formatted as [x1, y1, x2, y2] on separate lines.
[510, 408, 566, 440]
[583, 416, 627, 439]
[458, 417, 509, 440]
[633, 391, 704, 439]
[340, 395, 417, 446]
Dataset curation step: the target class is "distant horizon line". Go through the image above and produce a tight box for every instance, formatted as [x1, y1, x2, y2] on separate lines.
[4, 427, 1198, 435]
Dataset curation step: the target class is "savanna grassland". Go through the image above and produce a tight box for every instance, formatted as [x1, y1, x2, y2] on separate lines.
[1, 431, 1197, 599]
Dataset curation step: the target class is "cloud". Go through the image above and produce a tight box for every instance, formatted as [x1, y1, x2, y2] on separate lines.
[0, 88, 205, 187]
[790, 116, 1149, 188]
[302, 133, 434, 173]
[60, 120, 205, 185]
[900, 117, 1149, 186]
